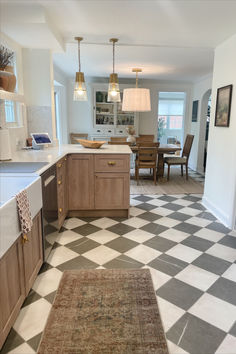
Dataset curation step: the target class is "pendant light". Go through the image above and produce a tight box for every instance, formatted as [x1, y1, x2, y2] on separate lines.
[107, 38, 121, 102]
[122, 68, 151, 112]
[73, 37, 87, 101]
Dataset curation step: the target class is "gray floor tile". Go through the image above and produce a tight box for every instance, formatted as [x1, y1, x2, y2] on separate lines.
[72, 224, 101, 236]
[162, 203, 183, 211]
[79, 217, 99, 222]
[157, 278, 203, 310]
[66, 237, 100, 254]
[135, 202, 157, 211]
[0, 329, 24, 354]
[229, 321, 236, 337]
[159, 195, 177, 202]
[105, 237, 139, 253]
[27, 332, 42, 351]
[44, 291, 57, 304]
[207, 277, 236, 306]
[206, 222, 231, 234]
[138, 212, 162, 222]
[166, 313, 226, 354]
[188, 202, 205, 211]
[192, 253, 231, 275]
[148, 254, 188, 276]
[181, 235, 214, 252]
[140, 223, 168, 235]
[183, 195, 201, 202]
[107, 223, 135, 235]
[219, 235, 236, 249]
[133, 195, 153, 202]
[103, 255, 144, 269]
[57, 255, 99, 271]
[39, 262, 53, 274]
[44, 224, 57, 236]
[168, 212, 192, 222]
[22, 289, 41, 308]
[197, 211, 217, 221]
[174, 223, 201, 234]
[144, 236, 177, 252]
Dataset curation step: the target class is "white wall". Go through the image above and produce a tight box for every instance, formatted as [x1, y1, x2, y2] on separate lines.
[67, 77, 192, 144]
[203, 34, 236, 229]
[188, 75, 212, 172]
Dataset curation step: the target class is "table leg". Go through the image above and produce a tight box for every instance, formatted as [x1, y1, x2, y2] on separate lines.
[157, 153, 165, 178]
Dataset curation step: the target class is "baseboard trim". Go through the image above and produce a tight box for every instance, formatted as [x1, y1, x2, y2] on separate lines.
[202, 196, 233, 229]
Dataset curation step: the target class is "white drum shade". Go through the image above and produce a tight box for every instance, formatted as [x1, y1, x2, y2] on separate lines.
[122, 88, 151, 112]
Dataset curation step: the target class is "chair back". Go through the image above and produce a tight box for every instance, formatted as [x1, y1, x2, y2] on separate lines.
[70, 133, 88, 144]
[138, 134, 154, 142]
[137, 147, 158, 166]
[110, 137, 127, 142]
[108, 141, 131, 145]
[182, 134, 194, 159]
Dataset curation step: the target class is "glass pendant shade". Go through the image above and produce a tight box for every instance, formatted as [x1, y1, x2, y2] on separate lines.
[73, 72, 87, 101]
[122, 88, 151, 112]
[108, 73, 121, 102]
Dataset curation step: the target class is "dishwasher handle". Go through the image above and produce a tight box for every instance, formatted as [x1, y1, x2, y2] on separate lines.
[44, 174, 56, 187]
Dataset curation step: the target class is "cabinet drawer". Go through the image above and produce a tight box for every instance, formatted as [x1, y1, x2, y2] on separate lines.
[94, 154, 130, 172]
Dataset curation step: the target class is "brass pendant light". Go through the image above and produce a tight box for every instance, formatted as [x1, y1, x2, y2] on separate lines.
[107, 38, 121, 102]
[122, 68, 151, 112]
[73, 37, 87, 101]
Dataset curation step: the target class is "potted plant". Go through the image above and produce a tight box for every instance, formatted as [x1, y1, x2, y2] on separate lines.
[0, 45, 16, 92]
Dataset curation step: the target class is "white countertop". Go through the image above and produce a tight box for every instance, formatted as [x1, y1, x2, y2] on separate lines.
[1, 144, 132, 175]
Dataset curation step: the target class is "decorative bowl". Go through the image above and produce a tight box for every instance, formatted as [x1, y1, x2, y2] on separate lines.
[77, 139, 106, 149]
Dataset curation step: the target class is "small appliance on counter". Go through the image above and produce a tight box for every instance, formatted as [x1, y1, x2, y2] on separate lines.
[0, 127, 12, 161]
[31, 132, 52, 150]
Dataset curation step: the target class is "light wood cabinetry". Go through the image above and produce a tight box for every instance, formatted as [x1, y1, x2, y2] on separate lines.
[0, 211, 43, 349]
[68, 154, 94, 210]
[67, 153, 130, 217]
[57, 157, 68, 228]
[22, 212, 43, 295]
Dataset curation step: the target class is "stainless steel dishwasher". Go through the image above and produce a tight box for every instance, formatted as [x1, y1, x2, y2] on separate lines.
[41, 165, 58, 261]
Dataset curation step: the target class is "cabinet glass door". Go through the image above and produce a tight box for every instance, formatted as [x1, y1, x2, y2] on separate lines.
[95, 91, 115, 126]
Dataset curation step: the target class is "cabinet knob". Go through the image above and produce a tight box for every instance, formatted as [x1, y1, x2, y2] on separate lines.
[58, 180, 62, 185]
[64, 157, 67, 161]
[57, 163, 62, 168]
[59, 208, 63, 213]
[108, 161, 116, 166]
[22, 234, 29, 244]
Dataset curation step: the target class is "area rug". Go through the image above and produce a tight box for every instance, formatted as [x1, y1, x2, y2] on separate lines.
[38, 269, 169, 354]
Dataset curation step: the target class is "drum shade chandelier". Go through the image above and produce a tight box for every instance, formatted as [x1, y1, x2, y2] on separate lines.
[107, 38, 121, 102]
[73, 37, 87, 101]
[122, 68, 151, 112]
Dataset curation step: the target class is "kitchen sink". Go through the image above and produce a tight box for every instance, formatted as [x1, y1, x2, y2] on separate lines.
[0, 175, 42, 258]
[0, 162, 49, 173]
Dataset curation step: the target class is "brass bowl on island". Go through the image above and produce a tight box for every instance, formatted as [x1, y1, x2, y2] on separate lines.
[77, 139, 107, 149]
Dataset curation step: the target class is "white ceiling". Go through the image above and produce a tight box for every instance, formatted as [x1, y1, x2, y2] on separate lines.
[1, 0, 236, 81]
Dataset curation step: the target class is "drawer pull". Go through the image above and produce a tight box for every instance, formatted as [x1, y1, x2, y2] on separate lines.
[108, 161, 116, 166]
[64, 157, 67, 161]
[58, 180, 62, 185]
[59, 208, 63, 213]
[57, 163, 62, 168]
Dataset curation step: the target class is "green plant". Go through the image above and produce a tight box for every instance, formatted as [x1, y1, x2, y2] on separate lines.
[157, 117, 166, 141]
[0, 45, 14, 70]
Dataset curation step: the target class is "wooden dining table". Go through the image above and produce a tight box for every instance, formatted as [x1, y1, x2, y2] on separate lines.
[131, 144, 181, 178]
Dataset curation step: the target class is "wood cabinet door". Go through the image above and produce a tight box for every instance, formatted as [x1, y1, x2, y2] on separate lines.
[57, 157, 68, 228]
[95, 173, 129, 209]
[68, 154, 94, 210]
[22, 212, 43, 295]
[0, 237, 25, 349]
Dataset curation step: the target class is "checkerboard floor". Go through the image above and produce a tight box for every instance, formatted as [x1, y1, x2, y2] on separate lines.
[2, 194, 236, 354]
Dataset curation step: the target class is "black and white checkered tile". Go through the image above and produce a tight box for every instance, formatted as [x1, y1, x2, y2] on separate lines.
[2, 194, 236, 354]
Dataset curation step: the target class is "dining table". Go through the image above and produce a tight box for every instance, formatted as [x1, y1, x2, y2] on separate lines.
[131, 143, 181, 179]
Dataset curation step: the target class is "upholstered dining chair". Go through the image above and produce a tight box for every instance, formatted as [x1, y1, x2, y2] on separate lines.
[164, 134, 194, 180]
[135, 147, 158, 185]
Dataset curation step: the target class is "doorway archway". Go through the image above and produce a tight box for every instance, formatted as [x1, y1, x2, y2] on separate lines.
[197, 89, 211, 173]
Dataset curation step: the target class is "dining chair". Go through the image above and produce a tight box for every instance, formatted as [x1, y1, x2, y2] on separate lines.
[138, 134, 155, 142]
[110, 137, 127, 143]
[70, 133, 88, 144]
[135, 147, 158, 185]
[164, 134, 194, 180]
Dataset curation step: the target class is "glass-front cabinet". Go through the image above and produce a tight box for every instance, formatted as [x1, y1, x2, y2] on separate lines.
[92, 85, 139, 139]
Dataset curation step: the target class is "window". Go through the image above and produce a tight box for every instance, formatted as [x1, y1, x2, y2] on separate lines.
[0, 99, 24, 127]
[157, 92, 186, 144]
[5, 100, 16, 123]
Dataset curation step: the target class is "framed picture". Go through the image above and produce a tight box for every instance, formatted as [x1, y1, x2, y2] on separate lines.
[215, 84, 233, 127]
[192, 100, 199, 122]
